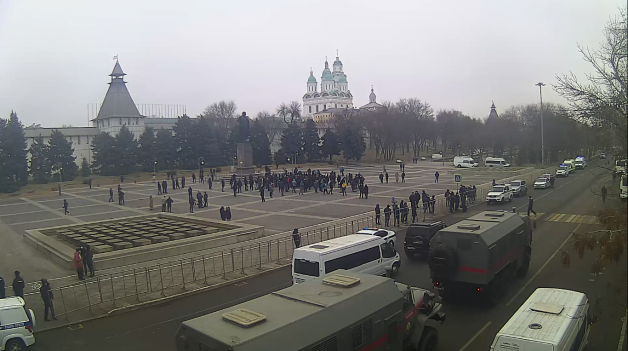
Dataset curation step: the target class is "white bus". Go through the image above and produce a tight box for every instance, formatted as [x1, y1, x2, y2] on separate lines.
[292, 234, 401, 284]
[490, 288, 590, 351]
[485, 157, 510, 167]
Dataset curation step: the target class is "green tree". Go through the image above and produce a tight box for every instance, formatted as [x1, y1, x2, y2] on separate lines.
[115, 125, 138, 175]
[274, 148, 286, 167]
[80, 157, 91, 177]
[280, 124, 302, 163]
[172, 114, 196, 168]
[29, 135, 51, 183]
[302, 119, 321, 162]
[91, 132, 117, 175]
[250, 120, 272, 166]
[47, 129, 78, 181]
[0, 111, 28, 192]
[155, 128, 178, 170]
[321, 129, 341, 162]
[138, 127, 156, 172]
[334, 111, 366, 163]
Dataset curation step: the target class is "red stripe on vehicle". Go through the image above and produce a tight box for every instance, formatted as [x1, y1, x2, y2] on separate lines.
[459, 266, 486, 273]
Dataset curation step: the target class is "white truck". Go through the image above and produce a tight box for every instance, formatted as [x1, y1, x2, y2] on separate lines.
[453, 156, 477, 168]
[486, 184, 513, 204]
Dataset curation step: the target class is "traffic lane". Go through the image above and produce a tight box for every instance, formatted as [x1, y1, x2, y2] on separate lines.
[466, 223, 627, 351]
[32, 267, 293, 351]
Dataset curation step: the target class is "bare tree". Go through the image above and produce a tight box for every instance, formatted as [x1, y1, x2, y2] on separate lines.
[202, 100, 238, 131]
[288, 101, 302, 125]
[256, 111, 283, 148]
[554, 8, 627, 153]
[276, 103, 290, 125]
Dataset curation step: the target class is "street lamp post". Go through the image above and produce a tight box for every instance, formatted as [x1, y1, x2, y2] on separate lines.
[536, 82, 546, 166]
[441, 130, 445, 166]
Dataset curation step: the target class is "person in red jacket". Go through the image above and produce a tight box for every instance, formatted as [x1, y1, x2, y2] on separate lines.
[73, 249, 85, 280]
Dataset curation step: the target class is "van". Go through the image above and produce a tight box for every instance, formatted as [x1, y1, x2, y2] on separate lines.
[485, 157, 510, 167]
[292, 234, 401, 284]
[563, 160, 576, 173]
[0, 297, 36, 351]
[453, 156, 477, 168]
[490, 288, 590, 351]
[574, 156, 586, 169]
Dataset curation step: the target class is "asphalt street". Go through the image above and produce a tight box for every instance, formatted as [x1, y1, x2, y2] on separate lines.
[31, 164, 627, 351]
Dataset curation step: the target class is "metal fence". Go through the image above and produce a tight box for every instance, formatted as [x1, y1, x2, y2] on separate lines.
[22, 167, 553, 322]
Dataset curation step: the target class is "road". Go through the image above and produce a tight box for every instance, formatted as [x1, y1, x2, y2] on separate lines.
[31, 164, 627, 351]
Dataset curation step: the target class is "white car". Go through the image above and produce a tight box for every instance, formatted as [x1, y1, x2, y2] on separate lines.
[556, 164, 570, 177]
[0, 297, 36, 351]
[534, 177, 551, 189]
[486, 184, 513, 204]
[356, 227, 397, 247]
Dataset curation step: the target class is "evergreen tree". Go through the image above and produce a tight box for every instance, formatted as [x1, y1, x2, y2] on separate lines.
[250, 120, 272, 166]
[280, 124, 302, 163]
[274, 149, 286, 167]
[91, 132, 117, 175]
[138, 127, 156, 172]
[339, 127, 366, 163]
[302, 119, 321, 162]
[47, 129, 78, 181]
[80, 157, 91, 177]
[115, 125, 138, 175]
[321, 129, 341, 162]
[0, 111, 28, 191]
[172, 114, 196, 168]
[29, 135, 51, 183]
[155, 128, 178, 170]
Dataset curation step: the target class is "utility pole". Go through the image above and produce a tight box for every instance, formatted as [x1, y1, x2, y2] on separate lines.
[536, 82, 546, 166]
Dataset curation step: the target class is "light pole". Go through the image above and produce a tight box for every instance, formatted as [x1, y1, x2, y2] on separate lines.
[536, 82, 546, 166]
[198, 157, 204, 177]
[441, 129, 445, 166]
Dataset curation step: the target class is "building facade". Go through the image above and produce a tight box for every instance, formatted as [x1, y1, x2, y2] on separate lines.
[302, 55, 354, 118]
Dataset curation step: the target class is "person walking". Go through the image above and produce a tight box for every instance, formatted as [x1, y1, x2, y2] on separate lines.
[401, 172, 406, 183]
[232, 183, 237, 197]
[225, 207, 232, 221]
[430, 195, 436, 214]
[269, 184, 274, 198]
[435, 171, 439, 183]
[12, 271, 24, 298]
[395, 172, 399, 183]
[40, 279, 57, 321]
[221, 179, 225, 192]
[527, 196, 537, 216]
[109, 188, 114, 202]
[119, 191, 125, 205]
[73, 250, 84, 280]
[182, 176, 186, 188]
[84, 245, 95, 277]
[161, 196, 167, 212]
[292, 228, 301, 248]
[166, 196, 173, 212]
[601, 185, 607, 203]
[63, 199, 70, 215]
[384, 205, 392, 227]
[375, 204, 381, 225]
[461, 193, 467, 213]
[163, 180, 168, 194]
[260, 186, 266, 202]
[203, 192, 208, 207]
[149, 195, 154, 210]
[385, 172, 389, 184]
[379, 173, 384, 183]
[157, 182, 162, 195]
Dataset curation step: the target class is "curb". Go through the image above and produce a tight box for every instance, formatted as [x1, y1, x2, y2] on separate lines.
[35, 263, 291, 332]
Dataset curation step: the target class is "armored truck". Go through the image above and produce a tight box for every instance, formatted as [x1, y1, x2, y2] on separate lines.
[428, 211, 532, 305]
[175, 270, 446, 351]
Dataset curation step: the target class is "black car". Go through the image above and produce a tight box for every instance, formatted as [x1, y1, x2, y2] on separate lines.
[404, 221, 446, 258]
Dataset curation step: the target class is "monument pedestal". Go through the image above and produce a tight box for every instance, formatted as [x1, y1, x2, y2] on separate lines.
[236, 142, 255, 175]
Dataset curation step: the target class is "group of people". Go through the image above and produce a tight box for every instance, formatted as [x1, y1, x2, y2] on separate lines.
[0, 271, 59, 322]
[374, 190, 438, 227]
[445, 185, 477, 213]
[108, 184, 125, 205]
[72, 245, 95, 280]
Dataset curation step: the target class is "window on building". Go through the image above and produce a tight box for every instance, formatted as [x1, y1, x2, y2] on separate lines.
[78, 136, 81, 145]
[316, 105, 319, 112]
[136, 118, 139, 125]
[107, 119, 110, 127]
[324, 104, 326, 110]
[309, 106, 312, 113]
[335, 104, 337, 108]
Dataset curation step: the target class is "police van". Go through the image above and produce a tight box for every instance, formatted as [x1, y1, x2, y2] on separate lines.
[292, 234, 401, 284]
[490, 288, 590, 351]
[0, 297, 36, 351]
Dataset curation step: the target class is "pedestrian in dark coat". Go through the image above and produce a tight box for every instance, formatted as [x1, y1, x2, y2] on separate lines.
[157, 182, 162, 194]
[527, 196, 536, 216]
[188, 186, 193, 198]
[225, 207, 232, 221]
[220, 206, 226, 220]
[375, 204, 381, 225]
[364, 184, 369, 199]
[385, 172, 389, 183]
[172, 178, 176, 190]
[12, 271, 24, 298]
[166, 197, 173, 212]
[189, 196, 195, 213]
[208, 179, 213, 190]
[109, 188, 114, 202]
[197, 191, 203, 208]
[260, 186, 266, 202]
[63, 199, 70, 215]
[435, 171, 439, 183]
[40, 279, 57, 320]
[292, 228, 301, 248]
[203, 192, 208, 207]
[0, 275, 5, 298]
[379, 173, 384, 183]
[454, 193, 460, 211]
[221, 179, 225, 192]
[384, 205, 392, 226]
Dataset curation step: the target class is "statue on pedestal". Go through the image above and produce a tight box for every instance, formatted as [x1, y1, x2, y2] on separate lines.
[238, 112, 250, 142]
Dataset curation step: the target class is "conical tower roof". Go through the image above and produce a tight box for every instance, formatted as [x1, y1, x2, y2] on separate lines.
[95, 61, 142, 120]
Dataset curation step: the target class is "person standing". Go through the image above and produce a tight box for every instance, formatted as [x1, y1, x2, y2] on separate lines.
[166, 196, 173, 212]
[63, 199, 70, 215]
[411, 201, 418, 223]
[260, 186, 266, 202]
[384, 205, 392, 226]
[292, 228, 301, 248]
[269, 184, 274, 198]
[395, 172, 399, 183]
[219, 206, 226, 221]
[84, 245, 95, 278]
[197, 191, 203, 209]
[149, 195, 154, 210]
[385, 172, 389, 184]
[188, 186, 193, 199]
[189, 196, 195, 213]
[225, 207, 232, 221]
[109, 188, 114, 202]
[73, 250, 84, 280]
[40, 279, 57, 321]
[203, 192, 209, 207]
[364, 184, 369, 199]
[119, 191, 125, 205]
[161, 196, 167, 212]
[461, 193, 467, 213]
[232, 183, 237, 197]
[221, 179, 225, 192]
[163, 180, 168, 194]
[12, 271, 24, 298]
[375, 204, 381, 225]
[454, 192, 460, 212]
[435, 171, 439, 183]
[393, 203, 400, 226]
[527, 196, 536, 216]
[401, 172, 406, 183]
[157, 182, 162, 195]
[430, 195, 436, 214]
[379, 173, 384, 183]
[601, 185, 607, 203]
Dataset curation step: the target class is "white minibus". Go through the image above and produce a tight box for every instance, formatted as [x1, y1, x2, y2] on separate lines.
[453, 156, 477, 168]
[485, 157, 510, 167]
[490, 288, 590, 351]
[292, 234, 401, 284]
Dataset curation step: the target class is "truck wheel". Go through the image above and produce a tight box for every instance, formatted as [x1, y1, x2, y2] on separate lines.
[6, 339, 26, 351]
[390, 262, 400, 277]
[517, 251, 531, 277]
[417, 326, 438, 351]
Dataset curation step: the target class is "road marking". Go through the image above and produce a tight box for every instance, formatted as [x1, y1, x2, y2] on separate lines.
[565, 214, 577, 223]
[554, 214, 567, 222]
[506, 223, 583, 307]
[547, 213, 561, 221]
[67, 323, 83, 330]
[458, 321, 492, 351]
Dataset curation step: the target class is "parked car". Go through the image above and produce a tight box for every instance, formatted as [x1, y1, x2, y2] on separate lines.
[453, 156, 477, 168]
[486, 184, 513, 204]
[534, 177, 551, 189]
[509, 180, 527, 196]
[404, 221, 447, 258]
[0, 297, 36, 351]
[356, 227, 397, 247]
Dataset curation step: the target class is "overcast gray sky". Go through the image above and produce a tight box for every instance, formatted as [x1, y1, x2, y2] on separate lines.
[0, 0, 623, 127]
